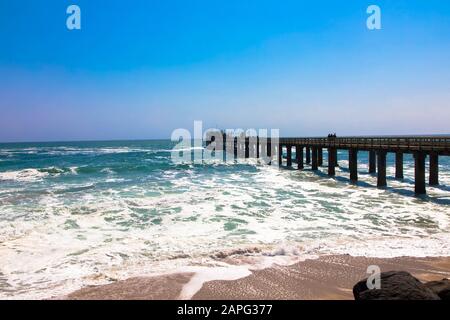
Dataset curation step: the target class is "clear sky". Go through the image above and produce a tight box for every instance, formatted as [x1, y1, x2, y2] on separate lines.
[0, 0, 449, 142]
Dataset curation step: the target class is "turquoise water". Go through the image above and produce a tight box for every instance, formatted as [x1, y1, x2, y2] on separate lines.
[0, 140, 449, 298]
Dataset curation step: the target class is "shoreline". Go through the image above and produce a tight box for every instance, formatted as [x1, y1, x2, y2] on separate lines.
[65, 254, 450, 300]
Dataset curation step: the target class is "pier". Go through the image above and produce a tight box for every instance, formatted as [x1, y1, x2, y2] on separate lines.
[208, 134, 450, 195]
[279, 136, 449, 195]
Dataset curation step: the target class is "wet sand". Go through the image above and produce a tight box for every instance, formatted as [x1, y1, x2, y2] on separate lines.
[67, 273, 194, 300]
[66, 255, 450, 300]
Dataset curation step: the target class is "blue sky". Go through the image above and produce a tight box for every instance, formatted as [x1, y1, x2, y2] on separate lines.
[0, 0, 449, 142]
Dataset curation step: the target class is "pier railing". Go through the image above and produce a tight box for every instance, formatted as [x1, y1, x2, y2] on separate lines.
[280, 136, 450, 154]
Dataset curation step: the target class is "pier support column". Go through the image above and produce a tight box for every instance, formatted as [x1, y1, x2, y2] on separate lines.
[237, 140, 242, 159]
[414, 152, 426, 195]
[377, 151, 387, 188]
[349, 149, 358, 182]
[328, 148, 336, 176]
[256, 136, 260, 159]
[369, 151, 376, 174]
[297, 146, 304, 170]
[266, 140, 272, 165]
[429, 152, 439, 186]
[244, 138, 249, 159]
[278, 144, 283, 166]
[395, 152, 404, 179]
[233, 137, 238, 160]
[318, 148, 323, 166]
[286, 145, 292, 167]
[306, 147, 311, 164]
[311, 147, 318, 171]
[223, 134, 227, 162]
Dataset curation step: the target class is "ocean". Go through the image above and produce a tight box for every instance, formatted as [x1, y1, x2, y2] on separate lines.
[0, 140, 449, 299]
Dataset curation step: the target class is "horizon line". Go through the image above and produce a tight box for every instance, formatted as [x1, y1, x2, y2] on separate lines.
[1, 133, 450, 145]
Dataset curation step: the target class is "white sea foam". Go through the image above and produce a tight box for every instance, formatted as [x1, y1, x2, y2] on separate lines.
[68, 167, 78, 175]
[169, 146, 205, 152]
[100, 168, 115, 174]
[178, 265, 252, 299]
[0, 166, 79, 183]
[0, 146, 153, 157]
[0, 169, 48, 182]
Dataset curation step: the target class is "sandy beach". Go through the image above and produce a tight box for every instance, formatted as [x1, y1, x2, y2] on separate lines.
[65, 255, 450, 300]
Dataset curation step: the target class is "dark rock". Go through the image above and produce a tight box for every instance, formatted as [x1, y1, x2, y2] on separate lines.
[353, 271, 440, 300]
[424, 279, 450, 300]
